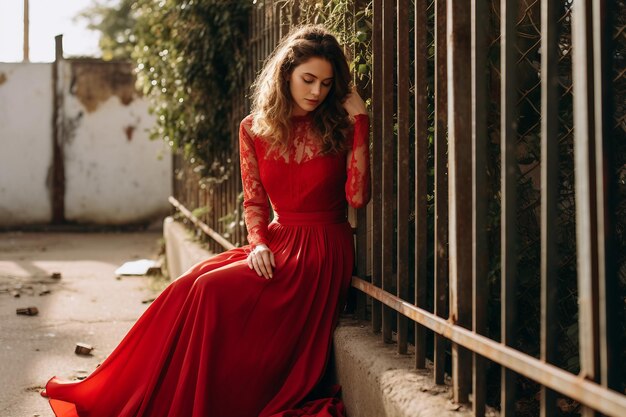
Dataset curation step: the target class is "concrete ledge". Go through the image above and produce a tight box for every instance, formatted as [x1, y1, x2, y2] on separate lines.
[163, 218, 478, 417]
[332, 320, 476, 417]
[163, 216, 213, 279]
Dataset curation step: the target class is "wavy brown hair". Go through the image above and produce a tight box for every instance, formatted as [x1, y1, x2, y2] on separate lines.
[250, 24, 352, 154]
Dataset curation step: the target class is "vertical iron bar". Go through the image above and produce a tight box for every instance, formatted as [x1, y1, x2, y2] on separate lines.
[263, 3, 268, 60]
[206, 183, 215, 253]
[291, 0, 300, 28]
[381, 0, 395, 344]
[356, 206, 368, 321]
[255, 4, 265, 73]
[501, 0, 519, 414]
[230, 100, 236, 246]
[471, 0, 488, 414]
[23, 0, 29, 62]
[572, 6, 601, 417]
[540, 0, 560, 415]
[211, 185, 216, 252]
[371, 0, 383, 334]
[211, 182, 215, 251]
[355, 0, 370, 322]
[232, 122, 235, 238]
[414, 0, 428, 369]
[228, 165, 233, 246]
[396, 0, 410, 355]
[210, 183, 215, 253]
[434, 0, 449, 385]
[211, 181, 216, 251]
[592, 0, 619, 393]
[52, 35, 66, 224]
[447, 0, 473, 404]
[221, 179, 226, 248]
[237, 142, 243, 246]
[271, 3, 275, 52]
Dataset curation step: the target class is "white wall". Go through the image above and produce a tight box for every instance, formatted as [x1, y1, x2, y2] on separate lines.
[62, 62, 172, 225]
[0, 60, 172, 227]
[0, 63, 53, 226]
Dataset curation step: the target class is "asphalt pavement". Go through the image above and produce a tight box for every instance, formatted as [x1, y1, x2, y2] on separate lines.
[0, 231, 165, 417]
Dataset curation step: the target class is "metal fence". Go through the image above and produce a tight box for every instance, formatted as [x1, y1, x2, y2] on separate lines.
[171, 1, 626, 416]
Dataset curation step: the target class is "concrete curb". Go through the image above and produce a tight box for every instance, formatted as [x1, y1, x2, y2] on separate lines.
[332, 320, 475, 417]
[163, 217, 477, 417]
[163, 216, 213, 279]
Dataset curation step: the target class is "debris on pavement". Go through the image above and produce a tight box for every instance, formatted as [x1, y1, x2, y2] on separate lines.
[1, 273, 63, 298]
[50, 272, 62, 280]
[72, 370, 90, 381]
[16, 307, 39, 316]
[74, 343, 94, 356]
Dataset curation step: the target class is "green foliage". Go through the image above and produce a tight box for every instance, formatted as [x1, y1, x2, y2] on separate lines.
[279, 0, 373, 90]
[132, 0, 252, 174]
[78, 0, 137, 60]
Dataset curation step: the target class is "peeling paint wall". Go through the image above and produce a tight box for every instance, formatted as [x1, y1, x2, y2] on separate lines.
[0, 63, 53, 226]
[62, 60, 172, 225]
[0, 60, 172, 227]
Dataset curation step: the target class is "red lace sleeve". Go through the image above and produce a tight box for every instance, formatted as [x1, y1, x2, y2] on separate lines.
[345, 114, 371, 208]
[239, 119, 270, 247]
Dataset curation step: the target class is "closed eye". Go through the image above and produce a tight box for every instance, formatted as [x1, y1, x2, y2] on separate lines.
[303, 77, 333, 87]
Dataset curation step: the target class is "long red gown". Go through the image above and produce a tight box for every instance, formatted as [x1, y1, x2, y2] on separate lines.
[43, 113, 370, 417]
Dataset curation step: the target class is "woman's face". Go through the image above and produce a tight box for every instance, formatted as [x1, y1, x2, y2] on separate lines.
[288, 57, 334, 116]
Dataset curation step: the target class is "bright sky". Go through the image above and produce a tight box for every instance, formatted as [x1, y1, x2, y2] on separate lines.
[0, 0, 104, 62]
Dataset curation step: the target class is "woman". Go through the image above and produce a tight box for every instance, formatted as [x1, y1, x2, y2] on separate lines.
[43, 24, 370, 417]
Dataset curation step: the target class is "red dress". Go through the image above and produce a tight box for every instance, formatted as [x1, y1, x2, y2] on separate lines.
[43, 113, 371, 417]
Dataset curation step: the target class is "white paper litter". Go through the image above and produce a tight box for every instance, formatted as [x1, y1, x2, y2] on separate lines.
[114, 259, 159, 276]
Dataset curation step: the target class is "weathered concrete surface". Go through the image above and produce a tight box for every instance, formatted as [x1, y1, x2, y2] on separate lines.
[0, 231, 164, 416]
[332, 321, 483, 417]
[0, 60, 172, 227]
[62, 60, 172, 226]
[163, 216, 213, 279]
[0, 63, 54, 226]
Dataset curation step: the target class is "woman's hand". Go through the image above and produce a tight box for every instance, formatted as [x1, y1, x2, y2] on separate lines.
[247, 244, 276, 279]
[342, 89, 368, 118]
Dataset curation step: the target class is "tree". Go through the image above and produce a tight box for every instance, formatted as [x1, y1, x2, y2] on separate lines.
[132, 0, 251, 172]
[77, 0, 137, 60]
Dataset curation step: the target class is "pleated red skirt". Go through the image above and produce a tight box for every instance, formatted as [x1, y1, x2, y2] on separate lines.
[43, 211, 353, 417]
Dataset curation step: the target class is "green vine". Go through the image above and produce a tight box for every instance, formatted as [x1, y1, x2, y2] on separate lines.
[132, 0, 252, 175]
[276, 0, 373, 92]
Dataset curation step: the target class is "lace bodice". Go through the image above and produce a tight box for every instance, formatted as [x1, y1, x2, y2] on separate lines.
[239, 114, 371, 247]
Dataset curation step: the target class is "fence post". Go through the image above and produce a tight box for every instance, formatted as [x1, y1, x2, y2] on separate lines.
[471, 0, 489, 414]
[396, 0, 410, 355]
[539, 0, 561, 415]
[433, 0, 449, 386]
[52, 35, 66, 224]
[447, 0, 473, 404]
[371, 0, 383, 334]
[413, 0, 428, 369]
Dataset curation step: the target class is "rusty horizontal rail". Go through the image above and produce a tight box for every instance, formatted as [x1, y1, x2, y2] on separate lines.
[168, 196, 236, 251]
[351, 276, 626, 417]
